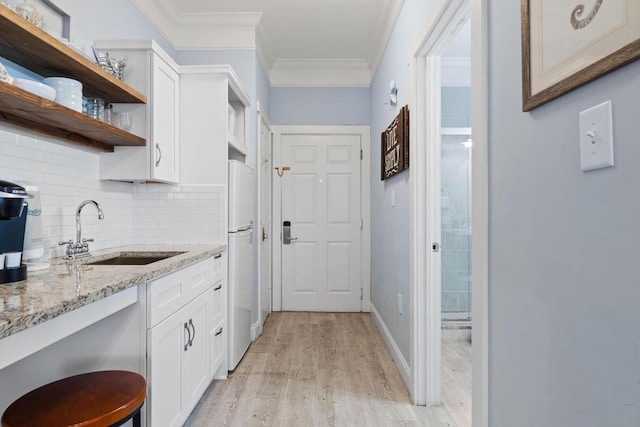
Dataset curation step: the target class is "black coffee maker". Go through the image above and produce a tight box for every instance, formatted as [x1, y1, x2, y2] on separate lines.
[0, 180, 29, 284]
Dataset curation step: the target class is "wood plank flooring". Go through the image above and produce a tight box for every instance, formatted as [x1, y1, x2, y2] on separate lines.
[185, 312, 467, 427]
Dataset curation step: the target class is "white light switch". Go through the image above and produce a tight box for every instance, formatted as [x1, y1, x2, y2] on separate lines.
[397, 293, 403, 315]
[579, 100, 614, 172]
[391, 189, 396, 207]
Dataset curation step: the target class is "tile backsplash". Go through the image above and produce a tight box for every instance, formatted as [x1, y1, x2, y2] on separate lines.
[0, 124, 225, 258]
[132, 184, 225, 245]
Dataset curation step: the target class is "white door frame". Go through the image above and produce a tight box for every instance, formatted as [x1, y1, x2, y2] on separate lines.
[255, 100, 272, 339]
[271, 125, 371, 312]
[409, 0, 488, 425]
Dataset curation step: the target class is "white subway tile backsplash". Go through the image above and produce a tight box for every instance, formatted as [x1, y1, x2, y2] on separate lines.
[0, 124, 226, 258]
[132, 184, 225, 245]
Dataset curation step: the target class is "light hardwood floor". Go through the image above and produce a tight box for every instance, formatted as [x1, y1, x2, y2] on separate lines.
[185, 312, 469, 427]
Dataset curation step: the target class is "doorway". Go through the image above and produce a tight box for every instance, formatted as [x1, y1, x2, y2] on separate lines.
[271, 126, 371, 312]
[410, 0, 488, 425]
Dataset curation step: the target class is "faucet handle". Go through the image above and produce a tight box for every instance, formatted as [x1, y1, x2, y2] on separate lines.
[82, 238, 94, 243]
[59, 240, 74, 246]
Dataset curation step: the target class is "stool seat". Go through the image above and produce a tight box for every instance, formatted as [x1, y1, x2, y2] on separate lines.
[1, 370, 146, 427]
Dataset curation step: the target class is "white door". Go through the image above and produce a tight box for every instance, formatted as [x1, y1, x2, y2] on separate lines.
[259, 113, 272, 324]
[281, 133, 362, 311]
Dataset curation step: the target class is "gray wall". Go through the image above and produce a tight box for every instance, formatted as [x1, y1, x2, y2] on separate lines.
[270, 87, 370, 125]
[488, 1, 640, 425]
[55, 0, 175, 58]
[370, 0, 435, 365]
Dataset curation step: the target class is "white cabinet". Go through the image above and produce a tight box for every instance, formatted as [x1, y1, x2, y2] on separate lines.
[145, 254, 226, 426]
[148, 290, 211, 427]
[179, 65, 251, 185]
[96, 40, 180, 183]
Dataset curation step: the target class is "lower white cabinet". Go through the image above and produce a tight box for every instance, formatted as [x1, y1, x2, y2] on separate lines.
[146, 254, 226, 427]
[148, 290, 211, 426]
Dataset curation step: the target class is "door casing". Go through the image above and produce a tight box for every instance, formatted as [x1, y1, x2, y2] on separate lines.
[409, 0, 489, 425]
[271, 125, 371, 312]
[255, 101, 272, 340]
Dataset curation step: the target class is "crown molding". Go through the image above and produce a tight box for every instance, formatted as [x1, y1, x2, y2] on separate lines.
[270, 59, 371, 87]
[131, 0, 261, 50]
[368, 0, 405, 73]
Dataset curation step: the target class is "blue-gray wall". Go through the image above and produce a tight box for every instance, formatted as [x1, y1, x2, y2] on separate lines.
[370, 0, 435, 367]
[488, 1, 640, 425]
[270, 87, 370, 125]
[55, 0, 175, 58]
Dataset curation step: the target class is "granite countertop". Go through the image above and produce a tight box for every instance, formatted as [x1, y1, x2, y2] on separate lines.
[0, 244, 225, 340]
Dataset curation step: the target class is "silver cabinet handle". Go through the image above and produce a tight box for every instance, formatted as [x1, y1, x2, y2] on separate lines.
[214, 284, 222, 291]
[155, 143, 162, 167]
[184, 321, 191, 351]
[188, 318, 195, 347]
[214, 253, 222, 259]
[214, 327, 223, 336]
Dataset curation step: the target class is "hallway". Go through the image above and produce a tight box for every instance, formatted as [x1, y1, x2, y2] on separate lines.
[185, 312, 468, 426]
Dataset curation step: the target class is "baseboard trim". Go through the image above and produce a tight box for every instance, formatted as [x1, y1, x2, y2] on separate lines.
[250, 320, 262, 341]
[369, 302, 411, 389]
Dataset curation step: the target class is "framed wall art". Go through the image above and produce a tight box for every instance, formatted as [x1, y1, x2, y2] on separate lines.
[521, 0, 640, 111]
[381, 105, 409, 180]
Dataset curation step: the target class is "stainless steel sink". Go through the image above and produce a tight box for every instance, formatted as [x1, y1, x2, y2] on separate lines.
[86, 251, 185, 266]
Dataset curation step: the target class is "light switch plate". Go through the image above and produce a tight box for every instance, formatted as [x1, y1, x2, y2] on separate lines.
[391, 189, 396, 207]
[579, 100, 614, 171]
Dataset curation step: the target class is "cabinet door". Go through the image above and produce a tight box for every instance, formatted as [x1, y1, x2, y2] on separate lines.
[181, 290, 212, 417]
[151, 54, 179, 182]
[148, 310, 185, 427]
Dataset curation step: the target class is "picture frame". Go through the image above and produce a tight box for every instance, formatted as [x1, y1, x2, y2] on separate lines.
[381, 105, 410, 181]
[521, 0, 640, 111]
[36, 0, 70, 40]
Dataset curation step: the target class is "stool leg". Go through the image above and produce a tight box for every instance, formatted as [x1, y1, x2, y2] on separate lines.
[133, 410, 141, 427]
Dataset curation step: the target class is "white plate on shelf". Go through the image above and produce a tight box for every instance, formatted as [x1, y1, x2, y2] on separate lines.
[12, 78, 56, 101]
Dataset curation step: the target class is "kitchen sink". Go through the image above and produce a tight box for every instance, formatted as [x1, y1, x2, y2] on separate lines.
[86, 252, 185, 266]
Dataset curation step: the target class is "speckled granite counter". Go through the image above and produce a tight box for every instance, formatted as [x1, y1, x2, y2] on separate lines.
[0, 244, 225, 340]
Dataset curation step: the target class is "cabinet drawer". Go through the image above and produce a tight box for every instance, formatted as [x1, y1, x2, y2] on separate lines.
[212, 252, 224, 284]
[211, 280, 224, 326]
[148, 257, 214, 327]
[209, 321, 224, 377]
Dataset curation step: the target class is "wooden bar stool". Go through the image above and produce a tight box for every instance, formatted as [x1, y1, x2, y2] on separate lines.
[1, 370, 146, 427]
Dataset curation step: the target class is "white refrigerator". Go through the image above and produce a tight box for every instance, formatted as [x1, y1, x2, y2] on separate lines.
[228, 160, 254, 370]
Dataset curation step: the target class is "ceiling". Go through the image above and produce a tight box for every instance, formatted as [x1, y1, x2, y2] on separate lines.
[131, 0, 405, 86]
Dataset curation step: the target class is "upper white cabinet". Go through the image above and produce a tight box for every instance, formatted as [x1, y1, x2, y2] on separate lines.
[95, 40, 180, 183]
[179, 65, 250, 185]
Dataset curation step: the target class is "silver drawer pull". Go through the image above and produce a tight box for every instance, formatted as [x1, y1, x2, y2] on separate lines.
[214, 327, 223, 336]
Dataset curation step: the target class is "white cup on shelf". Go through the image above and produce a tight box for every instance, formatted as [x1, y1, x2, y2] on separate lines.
[0, 254, 4, 270]
[5, 252, 22, 268]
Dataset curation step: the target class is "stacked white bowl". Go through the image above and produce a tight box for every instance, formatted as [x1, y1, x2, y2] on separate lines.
[42, 77, 83, 112]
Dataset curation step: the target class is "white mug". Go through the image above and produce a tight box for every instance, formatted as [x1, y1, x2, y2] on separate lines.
[0, 254, 4, 270]
[5, 252, 22, 268]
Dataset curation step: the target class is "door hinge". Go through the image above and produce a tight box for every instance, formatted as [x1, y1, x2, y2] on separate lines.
[360, 219, 363, 230]
[360, 149, 363, 160]
[360, 288, 363, 300]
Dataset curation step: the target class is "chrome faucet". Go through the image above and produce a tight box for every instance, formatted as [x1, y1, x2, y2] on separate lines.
[59, 200, 104, 258]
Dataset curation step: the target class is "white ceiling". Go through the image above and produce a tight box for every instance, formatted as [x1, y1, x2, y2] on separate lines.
[131, 0, 405, 86]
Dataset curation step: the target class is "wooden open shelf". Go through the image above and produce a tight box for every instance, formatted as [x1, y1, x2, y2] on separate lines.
[0, 81, 145, 152]
[0, 6, 146, 103]
[0, 5, 147, 151]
